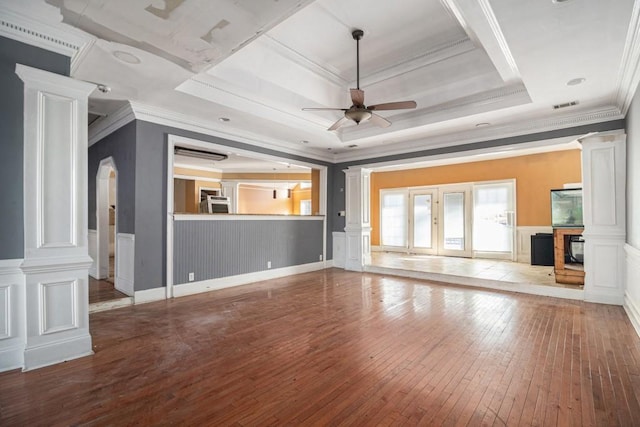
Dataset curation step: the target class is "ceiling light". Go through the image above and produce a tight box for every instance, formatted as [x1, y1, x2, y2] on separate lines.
[113, 50, 141, 64]
[218, 117, 230, 122]
[475, 122, 491, 128]
[567, 77, 586, 86]
[174, 146, 228, 161]
[345, 109, 372, 124]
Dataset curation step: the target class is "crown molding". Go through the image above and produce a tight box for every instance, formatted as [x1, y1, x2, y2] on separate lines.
[614, 0, 640, 115]
[128, 101, 335, 163]
[333, 105, 623, 163]
[0, 4, 95, 73]
[88, 103, 136, 146]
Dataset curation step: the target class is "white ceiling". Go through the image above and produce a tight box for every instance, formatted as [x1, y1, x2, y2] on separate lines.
[4, 0, 637, 163]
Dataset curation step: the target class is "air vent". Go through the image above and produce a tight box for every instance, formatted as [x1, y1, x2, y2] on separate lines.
[174, 146, 228, 161]
[553, 100, 579, 110]
[348, 144, 358, 148]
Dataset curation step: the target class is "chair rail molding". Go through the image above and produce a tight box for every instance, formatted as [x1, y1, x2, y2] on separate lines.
[16, 64, 95, 371]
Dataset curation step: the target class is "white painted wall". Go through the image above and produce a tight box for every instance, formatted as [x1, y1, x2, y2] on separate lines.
[625, 91, 640, 335]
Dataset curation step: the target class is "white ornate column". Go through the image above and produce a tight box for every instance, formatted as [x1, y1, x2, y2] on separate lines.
[221, 181, 238, 213]
[579, 131, 626, 305]
[343, 167, 372, 271]
[16, 65, 95, 370]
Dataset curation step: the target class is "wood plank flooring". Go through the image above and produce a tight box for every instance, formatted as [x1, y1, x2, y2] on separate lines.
[2, 268, 640, 426]
[89, 277, 128, 304]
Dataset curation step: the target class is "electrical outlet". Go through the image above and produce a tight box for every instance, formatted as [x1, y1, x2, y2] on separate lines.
[188, 272, 195, 282]
[319, 254, 323, 261]
[267, 261, 271, 269]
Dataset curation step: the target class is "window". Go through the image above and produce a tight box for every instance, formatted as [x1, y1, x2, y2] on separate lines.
[300, 200, 312, 215]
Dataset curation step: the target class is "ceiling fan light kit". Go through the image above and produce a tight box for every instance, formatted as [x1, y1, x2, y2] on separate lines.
[302, 29, 417, 131]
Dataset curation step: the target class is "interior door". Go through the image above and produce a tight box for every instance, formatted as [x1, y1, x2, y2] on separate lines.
[437, 185, 472, 257]
[472, 181, 516, 260]
[409, 189, 437, 254]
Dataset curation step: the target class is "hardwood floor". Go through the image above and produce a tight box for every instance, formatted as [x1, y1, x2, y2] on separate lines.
[89, 277, 128, 304]
[2, 269, 640, 425]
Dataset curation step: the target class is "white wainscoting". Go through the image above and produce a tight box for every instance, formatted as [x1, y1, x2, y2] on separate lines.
[0, 259, 25, 372]
[332, 232, 346, 269]
[88, 229, 97, 278]
[516, 226, 553, 264]
[624, 244, 640, 337]
[115, 233, 135, 296]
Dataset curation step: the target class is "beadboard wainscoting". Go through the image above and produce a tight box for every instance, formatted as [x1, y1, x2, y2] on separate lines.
[172, 215, 325, 287]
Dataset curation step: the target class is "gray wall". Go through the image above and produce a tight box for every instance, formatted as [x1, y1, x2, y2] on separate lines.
[0, 36, 70, 259]
[173, 219, 324, 285]
[88, 121, 137, 232]
[330, 119, 626, 232]
[133, 120, 332, 291]
[626, 95, 640, 248]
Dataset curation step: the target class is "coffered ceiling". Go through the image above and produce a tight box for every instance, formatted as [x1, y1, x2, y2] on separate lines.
[2, 0, 638, 163]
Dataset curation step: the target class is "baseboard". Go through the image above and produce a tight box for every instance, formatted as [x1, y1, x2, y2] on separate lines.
[364, 265, 584, 301]
[371, 245, 382, 252]
[174, 261, 327, 298]
[134, 287, 167, 304]
[0, 345, 24, 372]
[22, 333, 93, 371]
[584, 292, 624, 306]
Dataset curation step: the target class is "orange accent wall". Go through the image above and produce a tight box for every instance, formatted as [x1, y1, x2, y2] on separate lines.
[370, 149, 582, 246]
[237, 185, 294, 215]
[311, 169, 320, 215]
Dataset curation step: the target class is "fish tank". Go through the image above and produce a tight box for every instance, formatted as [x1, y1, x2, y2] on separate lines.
[551, 188, 583, 227]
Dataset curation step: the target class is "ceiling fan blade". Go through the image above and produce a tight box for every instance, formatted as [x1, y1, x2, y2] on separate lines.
[328, 116, 349, 131]
[350, 88, 365, 106]
[369, 113, 391, 128]
[368, 100, 417, 111]
[302, 107, 347, 111]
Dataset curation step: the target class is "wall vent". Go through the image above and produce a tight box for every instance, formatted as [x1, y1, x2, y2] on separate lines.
[553, 100, 579, 110]
[348, 144, 358, 148]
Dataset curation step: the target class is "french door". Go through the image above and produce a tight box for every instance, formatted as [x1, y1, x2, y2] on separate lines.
[380, 181, 514, 259]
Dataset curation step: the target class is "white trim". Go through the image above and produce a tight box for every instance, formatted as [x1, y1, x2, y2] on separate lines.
[615, 0, 640, 115]
[0, 4, 92, 61]
[96, 157, 118, 281]
[174, 214, 325, 221]
[89, 297, 133, 314]
[167, 137, 175, 299]
[134, 287, 168, 305]
[88, 103, 136, 146]
[173, 175, 221, 183]
[19, 256, 93, 274]
[333, 106, 622, 163]
[174, 261, 327, 298]
[22, 334, 93, 371]
[133, 102, 334, 162]
[0, 259, 23, 275]
[0, 345, 24, 373]
[364, 265, 584, 301]
[87, 229, 98, 278]
[624, 294, 640, 339]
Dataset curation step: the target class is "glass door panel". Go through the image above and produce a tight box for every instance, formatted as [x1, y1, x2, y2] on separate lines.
[380, 190, 408, 249]
[472, 181, 515, 259]
[438, 186, 472, 257]
[409, 190, 437, 253]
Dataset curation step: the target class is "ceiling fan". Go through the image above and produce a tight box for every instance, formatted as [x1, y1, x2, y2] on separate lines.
[302, 29, 417, 131]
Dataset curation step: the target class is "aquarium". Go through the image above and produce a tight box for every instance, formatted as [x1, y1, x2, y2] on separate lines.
[551, 188, 583, 227]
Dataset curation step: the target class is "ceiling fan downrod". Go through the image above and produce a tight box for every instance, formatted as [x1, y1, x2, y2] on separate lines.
[352, 29, 364, 90]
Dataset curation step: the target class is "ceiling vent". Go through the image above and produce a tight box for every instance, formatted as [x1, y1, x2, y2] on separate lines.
[174, 146, 228, 161]
[553, 100, 579, 110]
